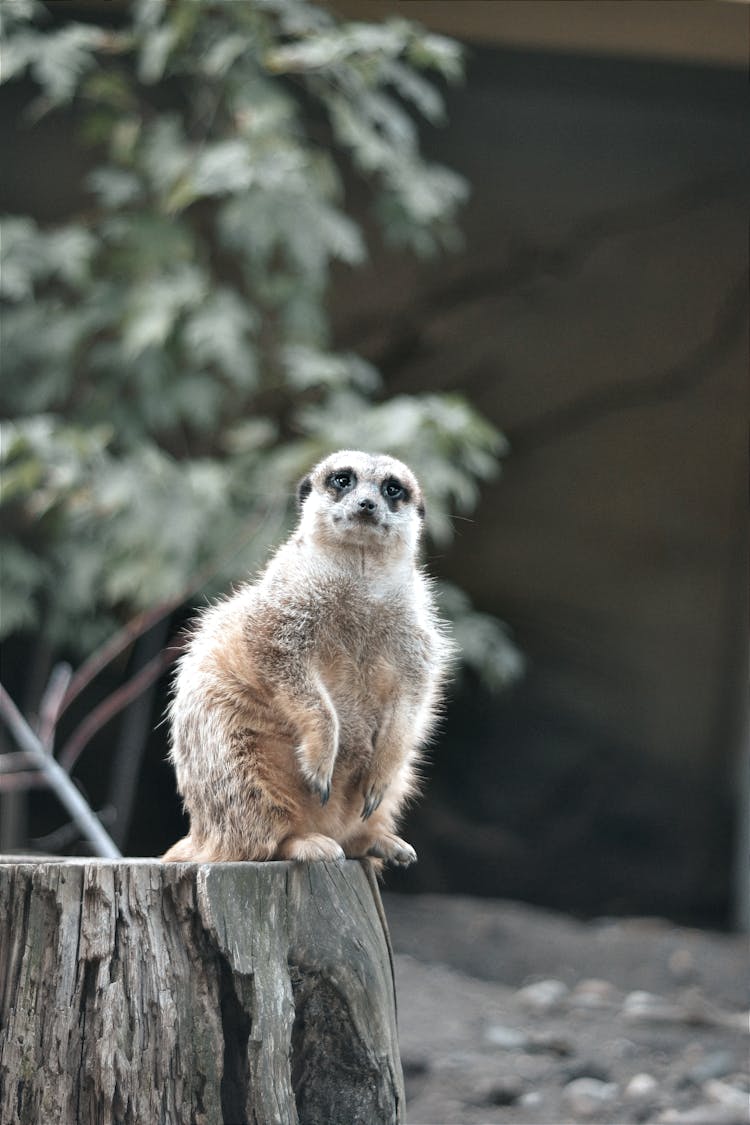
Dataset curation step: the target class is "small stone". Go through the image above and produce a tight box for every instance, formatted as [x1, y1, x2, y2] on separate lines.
[571, 978, 617, 1008]
[401, 1054, 430, 1078]
[622, 990, 679, 1023]
[610, 1036, 638, 1059]
[656, 1104, 749, 1124]
[432, 1051, 476, 1072]
[704, 1079, 749, 1110]
[565, 1060, 612, 1084]
[485, 1075, 524, 1106]
[527, 1030, 574, 1056]
[668, 948, 696, 981]
[516, 978, 569, 1013]
[514, 1053, 553, 1080]
[520, 1090, 543, 1108]
[484, 1023, 529, 1050]
[563, 1077, 618, 1119]
[624, 1073, 659, 1101]
[686, 1050, 735, 1084]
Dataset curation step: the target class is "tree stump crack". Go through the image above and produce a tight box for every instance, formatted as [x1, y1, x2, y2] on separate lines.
[217, 957, 254, 1125]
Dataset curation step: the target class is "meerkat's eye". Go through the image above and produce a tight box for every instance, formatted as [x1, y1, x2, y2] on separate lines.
[383, 478, 405, 500]
[330, 471, 354, 491]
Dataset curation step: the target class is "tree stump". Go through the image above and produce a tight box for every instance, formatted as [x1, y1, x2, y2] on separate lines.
[0, 858, 405, 1125]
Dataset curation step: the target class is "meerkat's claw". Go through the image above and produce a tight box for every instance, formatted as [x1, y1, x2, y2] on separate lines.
[301, 764, 333, 805]
[318, 780, 331, 805]
[361, 787, 384, 820]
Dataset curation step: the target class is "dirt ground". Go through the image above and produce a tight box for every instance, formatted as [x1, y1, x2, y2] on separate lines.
[382, 893, 749, 1125]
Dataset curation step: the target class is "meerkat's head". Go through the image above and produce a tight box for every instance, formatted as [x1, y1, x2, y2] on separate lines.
[296, 450, 425, 559]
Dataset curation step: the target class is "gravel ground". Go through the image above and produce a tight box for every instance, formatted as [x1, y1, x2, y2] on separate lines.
[382, 894, 749, 1125]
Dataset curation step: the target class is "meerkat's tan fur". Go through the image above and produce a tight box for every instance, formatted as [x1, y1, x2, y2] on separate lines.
[163, 449, 453, 866]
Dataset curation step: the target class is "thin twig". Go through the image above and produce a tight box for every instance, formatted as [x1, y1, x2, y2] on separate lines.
[0, 752, 36, 774]
[58, 511, 274, 719]
[37, 662, 73, 749]
[58, 638, 185, 772]
[59, 600, 188, 720]
[0, 684, 122, 858]
[0, 772, 47, 792]
[31, 804, 116, 853]
[107, 618, 171, 849]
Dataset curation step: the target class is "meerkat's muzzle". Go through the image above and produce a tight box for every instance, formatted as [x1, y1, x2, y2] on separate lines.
[336, 491, 384, 527]
[354, 496, 381, 521]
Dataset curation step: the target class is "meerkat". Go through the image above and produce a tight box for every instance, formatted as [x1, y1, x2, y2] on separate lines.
[162, 449, 453, 867]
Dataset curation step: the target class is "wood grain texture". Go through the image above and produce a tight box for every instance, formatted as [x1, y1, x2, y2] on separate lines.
[0, 858, 404, 1125]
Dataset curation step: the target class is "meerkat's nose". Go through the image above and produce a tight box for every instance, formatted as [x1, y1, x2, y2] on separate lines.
[358, 497, 377, 512]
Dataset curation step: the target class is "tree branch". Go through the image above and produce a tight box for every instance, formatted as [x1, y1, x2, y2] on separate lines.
[0, 752, 36, 774]
[37, 662, 72, 749]
[57, 511, 275, 720]
[58, 639, 184, 773]
[0, 684, 122, 858]
[0, 773, 47, 792]
[59, 599, 187, 720]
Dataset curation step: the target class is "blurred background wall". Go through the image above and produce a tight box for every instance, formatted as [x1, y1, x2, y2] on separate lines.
[328, 0, 749, 926]
[2, 0, 747, 927]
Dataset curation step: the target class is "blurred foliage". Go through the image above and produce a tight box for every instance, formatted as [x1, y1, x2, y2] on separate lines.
[0, 0, 521, 686]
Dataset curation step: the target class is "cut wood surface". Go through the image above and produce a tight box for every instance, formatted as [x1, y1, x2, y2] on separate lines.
[0, 858, 404, 1125]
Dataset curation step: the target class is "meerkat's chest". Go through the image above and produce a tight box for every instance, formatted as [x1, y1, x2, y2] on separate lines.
[314, 597, 428, 713]
[315, 592, 416, 663]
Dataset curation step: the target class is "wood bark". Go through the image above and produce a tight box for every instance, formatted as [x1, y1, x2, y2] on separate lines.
[0, 858, 405, 1125]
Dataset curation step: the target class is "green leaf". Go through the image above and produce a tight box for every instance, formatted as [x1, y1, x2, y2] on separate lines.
[140, 115, 192, 199]
[87, 167, 144, 209]
[438, 582, 524, 690]
[265, 18, 413, 73]
[193, 140, 254, 196]
[183, 289, 259, 389]
[0, 0, 40, 38]
[408, 31, 464, 82]
[0, 539, 48, 638]
[137, 23, 177, 84]
[201, 32, 249, 77]
[282, 346, 380, 393]
[384, 59, 445, 124]
[0, 217, 43, 299]
[121, 265, 206, 357]
[0, 217, 96, 298]
[30, 24, 105, 104]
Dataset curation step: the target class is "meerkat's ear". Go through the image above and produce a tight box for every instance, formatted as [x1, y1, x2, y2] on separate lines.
[297, 474, 313, 510]
[417, 500, 426, 520]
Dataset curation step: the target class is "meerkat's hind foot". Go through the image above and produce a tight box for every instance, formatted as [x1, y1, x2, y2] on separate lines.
[367, 833, 417, 868]
[162, 834, 200, 862]
[277, 833, 346, 864]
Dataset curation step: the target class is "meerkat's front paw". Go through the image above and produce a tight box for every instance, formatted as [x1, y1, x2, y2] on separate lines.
[367, 833, 417, 867]
[307, 768, 333, 805]
[297, 746, 335, 805]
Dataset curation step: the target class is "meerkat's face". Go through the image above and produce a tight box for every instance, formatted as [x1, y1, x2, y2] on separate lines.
[296, 450, 425, 558]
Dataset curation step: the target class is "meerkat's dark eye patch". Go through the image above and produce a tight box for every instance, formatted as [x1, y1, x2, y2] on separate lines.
[382, 478, 407, 501]
[297, 474, 313, 509]
[328, 470, 355, 493]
